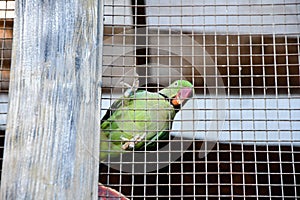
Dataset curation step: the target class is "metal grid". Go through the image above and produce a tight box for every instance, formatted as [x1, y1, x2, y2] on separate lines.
[100, 0, 300, 199]
[0, 0, 299, 199]
[0, 0, 14, 181]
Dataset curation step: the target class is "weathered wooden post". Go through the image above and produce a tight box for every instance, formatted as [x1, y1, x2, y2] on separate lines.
[0, 0, 102, 199]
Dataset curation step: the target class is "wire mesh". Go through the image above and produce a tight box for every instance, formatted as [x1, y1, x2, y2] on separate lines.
[0, 0, 299, 199]
[100, 0, 300, 199]
[0, 0, 14, 182]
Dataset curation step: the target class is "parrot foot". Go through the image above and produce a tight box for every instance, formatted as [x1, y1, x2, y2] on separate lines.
[121, 133, 146, 150]
[120, 77, 139, 98]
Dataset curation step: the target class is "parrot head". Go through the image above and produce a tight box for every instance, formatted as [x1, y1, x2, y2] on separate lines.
[159, 80, 194, 107]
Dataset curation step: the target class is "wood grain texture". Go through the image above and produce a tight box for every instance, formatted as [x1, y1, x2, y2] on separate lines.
[0, 0, 102, 199]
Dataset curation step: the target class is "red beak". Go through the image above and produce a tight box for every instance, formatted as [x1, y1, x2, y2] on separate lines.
[172, 87, 193, 106]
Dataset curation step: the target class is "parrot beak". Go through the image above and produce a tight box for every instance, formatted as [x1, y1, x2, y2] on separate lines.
[172, 87, 193, 106]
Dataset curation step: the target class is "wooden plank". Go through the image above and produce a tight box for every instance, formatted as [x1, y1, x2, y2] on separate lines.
[0, 0, 102, 199]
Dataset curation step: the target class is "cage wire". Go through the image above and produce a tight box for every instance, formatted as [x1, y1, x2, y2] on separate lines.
[0, 0, 299, 199]
[100, 0, 299, 199]
[0, 0, 13, 182]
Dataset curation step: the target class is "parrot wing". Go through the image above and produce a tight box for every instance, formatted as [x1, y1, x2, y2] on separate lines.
[100, 90, 175, 160]
[101, 90, 144, 124]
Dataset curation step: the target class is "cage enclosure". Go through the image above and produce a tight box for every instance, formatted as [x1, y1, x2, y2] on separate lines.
[1, 0, 300, 199]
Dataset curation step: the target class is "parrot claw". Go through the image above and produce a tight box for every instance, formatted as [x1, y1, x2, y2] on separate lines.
[120, 77, 139, 98]
[120, 82, 132, 88]
[121, 133, 146, 150]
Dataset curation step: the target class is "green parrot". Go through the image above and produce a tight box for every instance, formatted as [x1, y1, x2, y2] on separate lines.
[100, 80, 194, 160]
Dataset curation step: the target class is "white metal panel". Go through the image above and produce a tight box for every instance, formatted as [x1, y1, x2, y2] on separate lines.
[146, 0, 300, 34]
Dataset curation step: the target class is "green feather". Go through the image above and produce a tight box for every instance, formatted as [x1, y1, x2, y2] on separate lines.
[100, 80, 193, 161]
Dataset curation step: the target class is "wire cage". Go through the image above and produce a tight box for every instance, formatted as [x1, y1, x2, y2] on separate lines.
[0, 0, 300, 199]
[0, 0, 13, 181]
[100, 0, 300, 199]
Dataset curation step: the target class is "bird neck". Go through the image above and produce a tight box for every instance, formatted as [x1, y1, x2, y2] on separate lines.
[158, 92, 181, 112]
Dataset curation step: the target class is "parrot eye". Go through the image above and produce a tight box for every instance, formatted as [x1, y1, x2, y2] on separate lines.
[174, 82, 178, 86]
